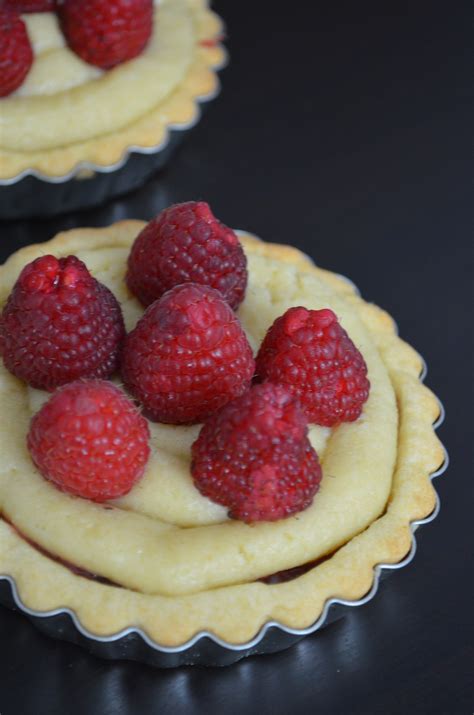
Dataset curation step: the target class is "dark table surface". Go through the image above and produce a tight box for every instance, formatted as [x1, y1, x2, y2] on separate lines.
[0, 1, 472, 713]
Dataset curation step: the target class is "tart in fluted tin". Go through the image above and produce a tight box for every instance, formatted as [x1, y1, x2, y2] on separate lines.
[0, 222, 447, 666]
[0, 1, 226, 218]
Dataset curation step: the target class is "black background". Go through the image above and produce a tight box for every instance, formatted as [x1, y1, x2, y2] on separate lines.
[0, 1, 472, 713]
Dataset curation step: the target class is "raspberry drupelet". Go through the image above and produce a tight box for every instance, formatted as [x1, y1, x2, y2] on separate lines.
[126, 202, 248, 310]
[121, 283, 255, 424]
[0, 255, 125, 390]
[256, 307, 370, 427]
[191, 382, 322, 522]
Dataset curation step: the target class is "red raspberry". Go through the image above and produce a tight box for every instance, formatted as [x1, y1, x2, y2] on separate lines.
[126, 202, 247, 310]
[2, 1, 54, 12]
[191, 383, 322, 523]
[256, 307, 370, 427]
[121, 283, 255, 424]
[58, 0, 153, 70]
[0, 255, 125, 390]
[0, 8, 33, 97]
[27, 380, 150, 502]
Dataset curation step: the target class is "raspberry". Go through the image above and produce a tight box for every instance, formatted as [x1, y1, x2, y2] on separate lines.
[0, 255, 125, 390]
[191, 383, 322, 523]
[121, 283, 255, 424]
[256, 307, 370, 427]
[2, 1, 54, 11]
[0, 8, 33, 97]
[126, 202, 247, 310]
[27, 380, 150, 502]
[58, 0, 153, 70]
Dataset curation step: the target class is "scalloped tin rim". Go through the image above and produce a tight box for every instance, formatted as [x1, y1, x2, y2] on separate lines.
[0, 50, 228, 187]
[0, 237, 448, 662]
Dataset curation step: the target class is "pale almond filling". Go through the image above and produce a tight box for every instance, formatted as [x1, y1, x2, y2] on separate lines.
[0, 230, 397, 597]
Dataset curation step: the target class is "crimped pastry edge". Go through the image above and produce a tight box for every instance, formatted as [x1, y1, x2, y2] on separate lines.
[0, 223, 446, 650]
[0, 1, 226, 181]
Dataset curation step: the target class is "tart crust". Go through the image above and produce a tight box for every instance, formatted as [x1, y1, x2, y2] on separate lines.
[0, 0, 226, 179]
[0, 223, 444, 646]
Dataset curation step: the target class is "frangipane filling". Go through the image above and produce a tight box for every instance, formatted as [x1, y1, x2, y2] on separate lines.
[0, 230, 397, 598]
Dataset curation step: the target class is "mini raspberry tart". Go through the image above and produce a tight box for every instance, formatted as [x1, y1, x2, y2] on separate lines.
[0, 1, 226, 217]
[0, 220, 445, 664]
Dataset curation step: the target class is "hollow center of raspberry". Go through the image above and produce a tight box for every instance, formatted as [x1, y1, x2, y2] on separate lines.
[20, 256, 61, 293]
[19, 255, 88, 293]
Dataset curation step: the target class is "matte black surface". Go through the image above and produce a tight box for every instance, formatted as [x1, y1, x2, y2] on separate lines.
[0, 1, 472, 713]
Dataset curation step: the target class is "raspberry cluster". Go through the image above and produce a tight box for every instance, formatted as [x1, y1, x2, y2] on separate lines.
[1, 202, 370, 521]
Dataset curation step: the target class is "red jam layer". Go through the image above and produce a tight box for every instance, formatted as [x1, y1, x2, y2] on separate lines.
[3, 515, 324, 589]
[2, 515, 118, 587]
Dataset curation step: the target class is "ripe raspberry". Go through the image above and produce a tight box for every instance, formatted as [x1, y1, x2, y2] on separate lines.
[126, 202, 247, 310]
[256, 307, 370, 426]
[0, 8, 33, 97]
[121, 283, 255, 424]
[191, 383, 322, 522]
[27, 380, 150, 502]
[0, 255, 125, 390]
[2, 1, 54, 12]
[58, 0, 153, 70]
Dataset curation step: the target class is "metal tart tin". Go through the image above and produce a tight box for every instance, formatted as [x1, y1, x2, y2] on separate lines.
[0, 62, 226, 221]
[0, 252, 448, 667]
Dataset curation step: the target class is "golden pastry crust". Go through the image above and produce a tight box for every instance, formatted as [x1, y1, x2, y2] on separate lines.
[0, 223, 444, 646]
[0, 0, 226, 179]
